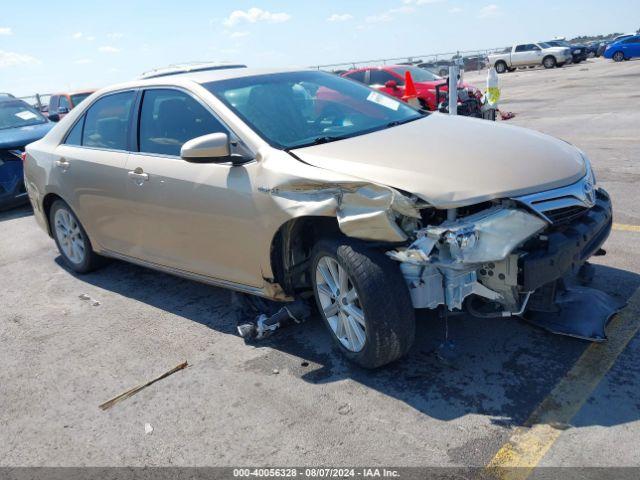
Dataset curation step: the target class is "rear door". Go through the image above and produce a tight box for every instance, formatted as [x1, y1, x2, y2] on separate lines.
[52, 90, 138, 254]
[622, 36, 640, 57]
[124, 87, 263, 286]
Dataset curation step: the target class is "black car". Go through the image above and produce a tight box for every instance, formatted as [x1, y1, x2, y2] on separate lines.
[0, 98, 53, 210]
[544, 40, 588, 63]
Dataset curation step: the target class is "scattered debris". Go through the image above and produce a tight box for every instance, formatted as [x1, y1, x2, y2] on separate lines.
[338, 403, 352, 415]
[79, 293, 100, 306]
[272, 368, 280, 375]
[99, 361, 188, 411]
[499, 110, 516, 120]
[144, 423, 154, 435]
[301, 361, 309, 368]
[525, 285, 625, 341]
[237, 298, 311, 341]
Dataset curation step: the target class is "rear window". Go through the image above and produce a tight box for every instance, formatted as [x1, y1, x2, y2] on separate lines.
[0, 100, 47, 130]
[82, 91, 135, 150]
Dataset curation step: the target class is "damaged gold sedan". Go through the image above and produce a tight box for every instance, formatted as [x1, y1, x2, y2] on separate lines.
[24, 68, 612, 368]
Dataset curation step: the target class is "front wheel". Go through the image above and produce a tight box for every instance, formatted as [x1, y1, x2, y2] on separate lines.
[613, 51, 625, 62]
[543, 56, 557, 69]
[494, 61, 507, 74]
[311, 238, 415, 369]
[50, 200, 105, 273]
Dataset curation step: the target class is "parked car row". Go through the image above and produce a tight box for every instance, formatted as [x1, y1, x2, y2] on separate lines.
[0, 97, 54, 210]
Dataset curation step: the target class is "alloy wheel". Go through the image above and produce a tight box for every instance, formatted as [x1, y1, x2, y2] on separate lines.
[315, 256, 366, 352]
[54, 208, 86, 265]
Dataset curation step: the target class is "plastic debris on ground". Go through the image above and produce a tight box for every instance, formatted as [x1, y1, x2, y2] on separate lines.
[236, 296, 311, 341]
[144, 423, 154, 435]
[524, 286, 625, 341]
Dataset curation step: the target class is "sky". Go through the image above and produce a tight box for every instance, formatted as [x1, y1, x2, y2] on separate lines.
[1, 0, 638, 97]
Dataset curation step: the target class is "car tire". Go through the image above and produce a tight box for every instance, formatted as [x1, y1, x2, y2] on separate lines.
[311, 237, 415, 369]
[613, 51, 625, 62]
[49, 199, 105, 274]
[543, 56, 557, 69]
[494, 61, 507, 74]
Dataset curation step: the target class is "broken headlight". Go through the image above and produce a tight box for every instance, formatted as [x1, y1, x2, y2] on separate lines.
[423, 206, 547, 265]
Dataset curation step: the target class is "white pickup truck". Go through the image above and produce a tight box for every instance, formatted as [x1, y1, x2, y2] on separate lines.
[488, 42, 573, 73]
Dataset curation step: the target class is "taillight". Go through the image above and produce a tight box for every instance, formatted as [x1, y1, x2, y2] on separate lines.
[21, 152, 27, 162]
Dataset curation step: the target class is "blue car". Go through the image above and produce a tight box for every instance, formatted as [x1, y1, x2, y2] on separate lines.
[604, 35, 640, 62]
[0, 97, 53, 210]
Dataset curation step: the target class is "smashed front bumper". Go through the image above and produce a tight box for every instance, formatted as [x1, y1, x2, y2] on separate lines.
[520, 188, 612, 292]
[388, 187, 612, 315]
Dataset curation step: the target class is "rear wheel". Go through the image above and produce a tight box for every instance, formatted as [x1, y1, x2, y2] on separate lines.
[613, 51, 625, 62]
[50, 200, 105, 273]
[494, 61, 507, 74]
[311, 238, 415, 369]
[543, 56, 557, 69]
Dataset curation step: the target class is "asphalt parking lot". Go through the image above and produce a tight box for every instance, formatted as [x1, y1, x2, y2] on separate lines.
[1, 58, 639, 473]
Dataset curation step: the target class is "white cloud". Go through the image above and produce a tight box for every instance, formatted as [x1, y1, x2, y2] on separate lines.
[223, 7, 291, 27]
[98, 46, 120, 53]
[72, 32, 83, 39]
[107, 32, 124, 39]
[479, 4, 501, 18]
[0, 50, 40, 68]
[229, 31, 250, 39]
[327, 13, 353, 22]
[73, 32, 95, 41]
[0, 27, 12, 35]
[74, 58, 93, 64]
[366, 6, 414, 23]
[449, 6, 463, 13]
[86, 36, 95, 41]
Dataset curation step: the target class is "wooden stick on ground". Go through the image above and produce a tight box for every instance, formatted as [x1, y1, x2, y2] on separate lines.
[99, 361, 188, 411]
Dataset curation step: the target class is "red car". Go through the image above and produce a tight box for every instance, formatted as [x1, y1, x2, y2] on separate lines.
[342, 65, 481, 112]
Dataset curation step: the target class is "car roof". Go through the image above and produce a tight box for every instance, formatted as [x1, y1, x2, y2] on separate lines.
[52, 90, 96, 96]
[95, 67, 309, 95]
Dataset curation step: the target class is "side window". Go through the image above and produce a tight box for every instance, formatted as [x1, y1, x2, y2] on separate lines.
[64, 116, 84, 146]
[138, 89, 228, 157]
[514, 44, 526, 52]
[344, 71, 365, 83]
[368, 70, 398, 86]
[623, 37, 639, 44]
[531, 44, 541, 50]
[82, 91, 135, 150]
[59, 96, 70, 110]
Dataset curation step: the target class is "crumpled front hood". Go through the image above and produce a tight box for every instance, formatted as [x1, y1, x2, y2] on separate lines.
[0, 122, 53, 149]
[291, 114, 586, 208]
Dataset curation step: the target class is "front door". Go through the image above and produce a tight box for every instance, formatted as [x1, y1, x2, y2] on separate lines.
[124, 88, 263, 287]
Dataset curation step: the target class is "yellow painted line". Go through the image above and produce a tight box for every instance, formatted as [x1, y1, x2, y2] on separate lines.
[613, 223, 640, 233]
[485, 286, 640, 480]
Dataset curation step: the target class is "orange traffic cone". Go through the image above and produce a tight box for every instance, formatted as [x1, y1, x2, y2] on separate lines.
[402, 70, 421, 108]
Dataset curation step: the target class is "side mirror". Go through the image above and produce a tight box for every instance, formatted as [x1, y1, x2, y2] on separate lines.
[58, 106, 69, 114]
[48, 113, 60, 122]
[385, 80, 398, 89]
[181, 132, 231, 163]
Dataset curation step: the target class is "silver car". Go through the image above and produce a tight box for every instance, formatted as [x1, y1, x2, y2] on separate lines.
[24, 68, 612, 368]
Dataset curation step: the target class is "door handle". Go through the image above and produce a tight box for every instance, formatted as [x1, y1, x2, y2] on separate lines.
[55, 158, 70, 170]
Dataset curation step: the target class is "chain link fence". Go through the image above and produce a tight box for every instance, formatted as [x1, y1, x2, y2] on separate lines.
[311, 47, 509, 75]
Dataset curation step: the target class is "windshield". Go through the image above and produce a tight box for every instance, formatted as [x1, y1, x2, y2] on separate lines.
[204, 71, 424, 150]
[390, 66, 441, 82]
[71, 93, 92, 107]
[0, 100, 47, 130]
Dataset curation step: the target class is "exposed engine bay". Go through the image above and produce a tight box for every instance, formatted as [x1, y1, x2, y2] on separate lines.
[385, 175, 614, 326]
